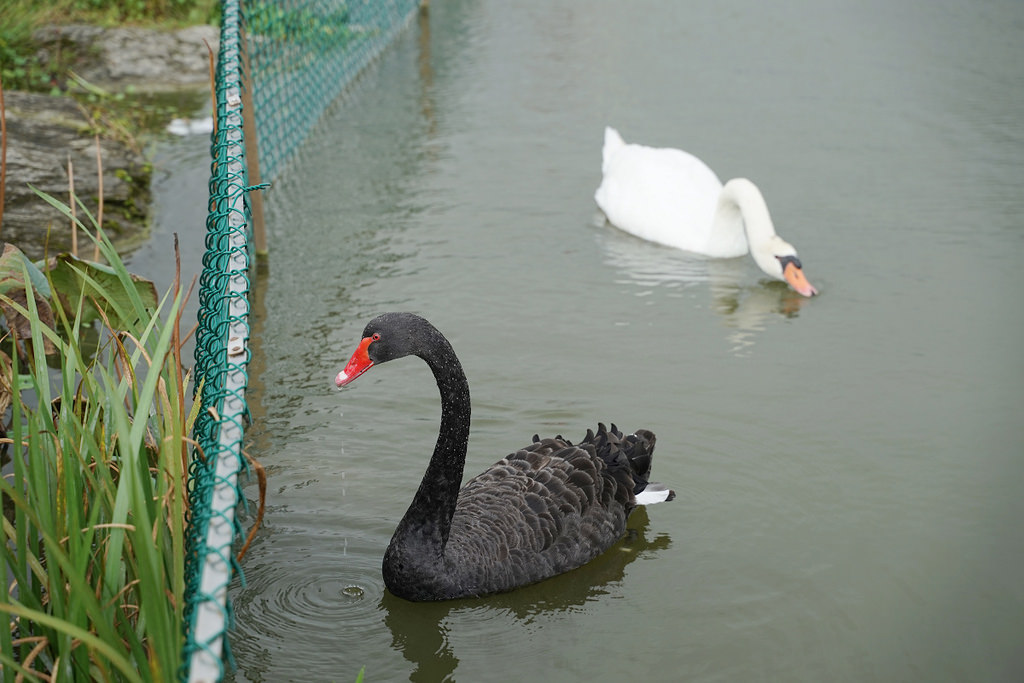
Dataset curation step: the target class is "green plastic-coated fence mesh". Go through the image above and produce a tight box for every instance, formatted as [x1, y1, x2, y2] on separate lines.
[182, 1, 422, 680]
[249, 0, 426, 183]
[181, 0, 251, 679]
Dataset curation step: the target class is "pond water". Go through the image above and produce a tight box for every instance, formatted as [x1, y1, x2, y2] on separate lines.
[141, 0, 1024, 681]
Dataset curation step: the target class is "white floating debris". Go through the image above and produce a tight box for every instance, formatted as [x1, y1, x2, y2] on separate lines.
[166, 117, 215, 136]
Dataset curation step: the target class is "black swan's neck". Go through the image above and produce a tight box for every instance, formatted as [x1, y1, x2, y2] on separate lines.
[392, 333, 471, 558]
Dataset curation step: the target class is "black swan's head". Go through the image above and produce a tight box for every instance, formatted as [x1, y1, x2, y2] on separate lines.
[335, 312, 445, 387]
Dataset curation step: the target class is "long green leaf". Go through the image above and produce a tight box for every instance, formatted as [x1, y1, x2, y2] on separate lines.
[0, 603, 142, 683]
[2, 470, 123, 650]
[45, 253, 158, 329]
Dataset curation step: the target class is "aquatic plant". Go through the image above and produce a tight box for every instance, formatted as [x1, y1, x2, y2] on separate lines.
[0, 190, 193, 681]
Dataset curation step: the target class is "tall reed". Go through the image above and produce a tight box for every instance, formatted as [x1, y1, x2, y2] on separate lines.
[0, 190, 190, 681]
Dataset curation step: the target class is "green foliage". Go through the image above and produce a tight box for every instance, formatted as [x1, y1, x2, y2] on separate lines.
[0, 191, 191, 681]
[43, 252, 159, 329]
[44, 0, 218, 25]
[75, 0, 217, 23]
[0, 1, 68, 94]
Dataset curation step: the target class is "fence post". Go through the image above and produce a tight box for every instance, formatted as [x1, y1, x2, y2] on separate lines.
[239, 22, 268, 257]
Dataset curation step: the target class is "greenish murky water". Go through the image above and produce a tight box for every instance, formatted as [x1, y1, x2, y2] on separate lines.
[143, 1, 1024, 680]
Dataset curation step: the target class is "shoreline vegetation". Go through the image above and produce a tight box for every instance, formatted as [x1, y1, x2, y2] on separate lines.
[1, 0, 219, 100]
[1, 190, 194, 681]
[1, 1, 219, 679]
[2, 0, 220, 260]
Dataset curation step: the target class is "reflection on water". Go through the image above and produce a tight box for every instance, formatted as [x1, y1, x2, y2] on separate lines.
[417, 4, 437, 142]
[227, 505, 670, 682]
[596, 224, 810, 355]
[711, 283, 808, 356]
[380, 507, 670, 683]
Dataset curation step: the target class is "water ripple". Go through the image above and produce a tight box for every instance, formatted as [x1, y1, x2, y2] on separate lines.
[230, 534, 386, 647]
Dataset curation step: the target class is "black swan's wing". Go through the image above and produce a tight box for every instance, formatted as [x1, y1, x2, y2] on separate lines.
[442, 423, 658, 596]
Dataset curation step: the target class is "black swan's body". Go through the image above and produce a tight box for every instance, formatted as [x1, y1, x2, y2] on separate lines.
[335, 313, 674, 601]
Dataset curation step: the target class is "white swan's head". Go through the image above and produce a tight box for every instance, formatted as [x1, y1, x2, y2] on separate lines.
[750, 236, 817, 297]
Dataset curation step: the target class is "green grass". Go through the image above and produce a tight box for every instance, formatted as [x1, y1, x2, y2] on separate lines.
[0, 191, 192, 681]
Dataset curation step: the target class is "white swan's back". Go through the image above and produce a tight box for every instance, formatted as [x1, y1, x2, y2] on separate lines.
[595, 127, 748, 257]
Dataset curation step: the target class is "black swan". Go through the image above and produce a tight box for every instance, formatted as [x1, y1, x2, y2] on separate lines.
[335, 312, 674, 601]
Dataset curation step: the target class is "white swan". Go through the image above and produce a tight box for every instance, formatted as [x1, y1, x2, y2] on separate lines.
[595, 127, 817, 297]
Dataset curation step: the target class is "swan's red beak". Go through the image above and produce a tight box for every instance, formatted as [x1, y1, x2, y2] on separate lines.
[782, 261, 818, 297]
[336, 336, 375, 387]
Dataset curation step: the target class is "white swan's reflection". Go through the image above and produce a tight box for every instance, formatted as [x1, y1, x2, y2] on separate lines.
[595, 222, 809, 355]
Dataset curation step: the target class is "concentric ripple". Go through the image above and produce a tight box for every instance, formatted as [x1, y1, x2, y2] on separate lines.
[227, 530, 387, 671]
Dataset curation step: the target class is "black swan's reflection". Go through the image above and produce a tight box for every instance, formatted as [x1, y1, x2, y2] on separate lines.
[380, 507, 670, 682]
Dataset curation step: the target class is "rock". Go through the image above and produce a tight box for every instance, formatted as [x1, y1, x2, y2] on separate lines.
[2, 24, 219, 260]
[32, 24, 219, 92]
[2, 91, 151, 260]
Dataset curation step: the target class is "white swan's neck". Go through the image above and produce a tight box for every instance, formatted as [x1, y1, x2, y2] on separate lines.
[713, 178, 777, 246]
[713, 178, 797, 279]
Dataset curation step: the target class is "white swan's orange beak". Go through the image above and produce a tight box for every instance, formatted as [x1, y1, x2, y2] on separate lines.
[782, 261, 818, 297]
[336, 336, 375, 386]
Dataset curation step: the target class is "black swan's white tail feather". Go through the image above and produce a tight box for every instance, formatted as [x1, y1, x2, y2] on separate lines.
[603, 424, 675, 505]
[635, 482, 675, 505]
